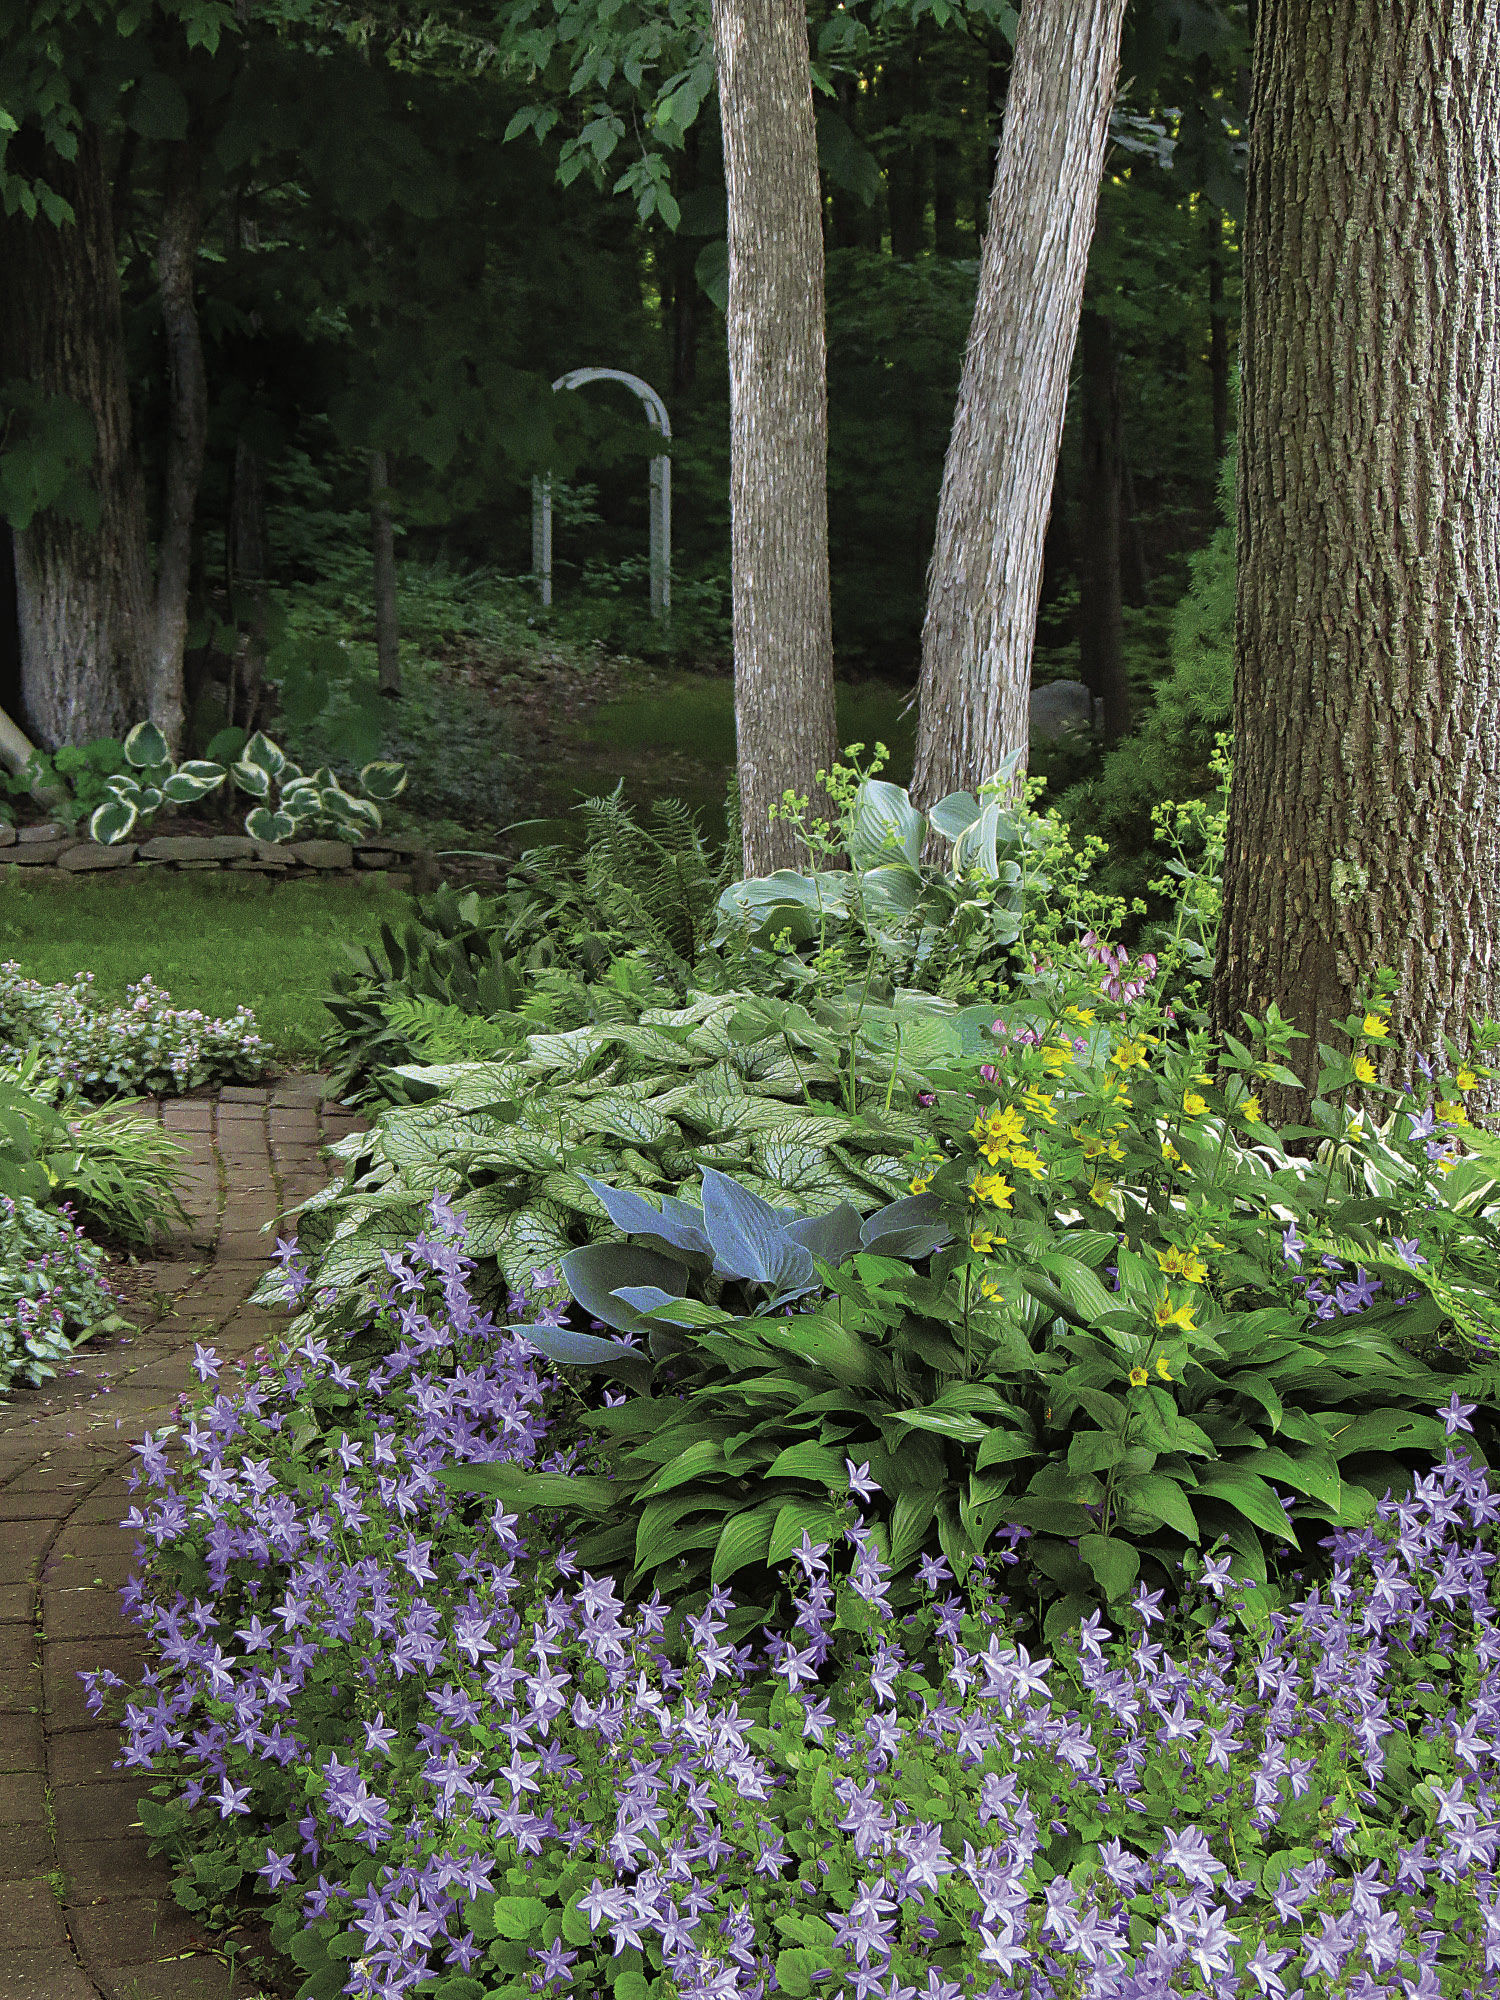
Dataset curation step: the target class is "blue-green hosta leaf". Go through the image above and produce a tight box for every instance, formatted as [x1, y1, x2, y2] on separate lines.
[123, 719, 169, 767]
[89, 797, 138, 845]
[230, 758, 272, 798]
[358, 759, 408, 801]
[561, 1242, 693, 1333]
[927, 790, 982, 841]
[512, 1323, 652, 1392]
[953, 802, 1003, 880]
[848, 778, 925, 871]
[579, 1176, 711, 1255]
[859, 1191, 953, 1259]
[785, 1204, 863, 1265]
[700, 1167, 816, 1292]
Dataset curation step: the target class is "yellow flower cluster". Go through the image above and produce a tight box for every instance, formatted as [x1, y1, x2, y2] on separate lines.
[969, 1170, 1015, 1210]
[969, 1104, 1026, 1164]
[1156, 1243, 1210, 1284]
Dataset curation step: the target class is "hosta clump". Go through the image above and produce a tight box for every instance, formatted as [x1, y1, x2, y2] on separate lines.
[253, 989, 936, 1325]
[86, 721, 406, 846]
[92, 1254, 1500, 2000]
[0, 1193, 127, 1397]
[0, 964, 271, 1100]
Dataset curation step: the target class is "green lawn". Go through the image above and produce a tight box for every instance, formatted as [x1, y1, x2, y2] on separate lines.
[0, 869, 414, 1068]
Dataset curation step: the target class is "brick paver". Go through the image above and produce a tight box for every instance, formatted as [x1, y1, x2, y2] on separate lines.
[0, 1074, 370, 2000]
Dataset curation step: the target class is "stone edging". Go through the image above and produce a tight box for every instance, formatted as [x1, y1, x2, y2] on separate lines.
[0, 822, 506, 890]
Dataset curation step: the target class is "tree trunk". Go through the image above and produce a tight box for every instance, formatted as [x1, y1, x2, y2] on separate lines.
[370, 451, 401, 699]
[713, 0, 838, 875]
[146, 137, 208, 761]
[1207, 208, 1230, 464]
[227, 434, 268, 739]
[0, 124, 150, 747]
[910, 0, 1128, 808]
[1077, 305, 1130, 744]
[1211, 0, 1500, 1123]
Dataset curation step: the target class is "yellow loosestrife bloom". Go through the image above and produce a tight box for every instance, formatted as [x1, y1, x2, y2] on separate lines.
[1457, 1067, 1478, 1093]
[1362, 1013, 1390, 1040]
[1153, 1296, 1196, 1332]
[1240, 1095, 1261, 1124]
[1156, 1355, 1174, 1380]
[1129, 1366, 1149, 1387]
[1353, 1055, 1377, 1085]
[970, 1172, 1015, 1210]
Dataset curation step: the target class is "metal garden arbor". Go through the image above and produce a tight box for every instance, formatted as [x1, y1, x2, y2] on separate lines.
[530, 369, 671, 621]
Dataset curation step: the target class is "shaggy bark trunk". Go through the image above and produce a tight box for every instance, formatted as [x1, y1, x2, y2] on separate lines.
[146, 137, 208, 760]
[911, 0, 1128, 807]
[1077, 305, 1131, 744]
[370, 451, 401, 699]
[713, 0, 838, 875]
[1211, 0, 1500, 1123]
[0, 124, 150, 747]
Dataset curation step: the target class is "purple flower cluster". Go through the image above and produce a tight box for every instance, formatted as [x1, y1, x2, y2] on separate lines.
[91, 1203, 1500, 1998]
[0, 1190, 118, 1394]
[0, 962, 270, 1099]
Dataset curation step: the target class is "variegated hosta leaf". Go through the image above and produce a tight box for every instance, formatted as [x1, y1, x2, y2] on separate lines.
[245, 808, 296, 843]
[89, 797, 138, 845]
[231, 758, 273, 798]
[123, 719, 169, 768]
[359, 759, 408, 801]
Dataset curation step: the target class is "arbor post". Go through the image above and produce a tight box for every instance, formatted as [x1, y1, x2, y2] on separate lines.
[531, 369, 671, 620]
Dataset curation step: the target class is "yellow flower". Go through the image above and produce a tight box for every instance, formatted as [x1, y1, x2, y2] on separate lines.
[1346, 1120, 1366, 1144]
[1161, 1137, 1186, 1171]
[970, 1227, 1004, 1254]
[909, 1172, 934, 1194]
[1128, 1366, 1149, 1387]
[969, 1171, 1015, 1210]
[1353, 1055, 1377, 1085]
[1239, 1095, 1261, 1124]
[1156, 1245, 1209, 1285]
[1153, 1296, 1197, 1332]
[1111, 1039, 1148, 1072]
[1181, 1089, 1209, 1119]
[1009, 1146, 1049, 1182]
[1041, 1043, 1075, 1076]
[1065, 1006, 1096, 1027]
[1456, 1067, 1478, 1093]
[1022, 1089, 1058, 1126]
[1088, 1176, 1115, 1209]
[1437, 1099, 1470, 1128]
[1362, 1012, 1390, 1040]
[1156, 1355, 1174, 1380]
[979, 1276, 1005, 1303]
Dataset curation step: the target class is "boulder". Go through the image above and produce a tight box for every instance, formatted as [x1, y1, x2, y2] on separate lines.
[0, 823, 15, 847]
[139, 834, 259, 861]
[286, 839, 353, 869]
[1028, 679, 1096, 741]
[57, 843, 139, 870]
[6, 840, 71, 865]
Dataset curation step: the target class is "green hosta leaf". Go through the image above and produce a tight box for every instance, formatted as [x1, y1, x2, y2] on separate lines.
[889, 1406, 989, 1444]
[1112, 1472, 1201, 1542]
[359, 759, 408, 801]
[123, 719, 169, 767]
[1246, 1444, 1343, 1512]
[1078, 1532, 1141, 1601]
[710, 1502, 776, 1582]
[1192, 1464, 1296, 1541]
[768, 1495, 844, 1564]
[889, 1488, 939, 1569]
[763, 1441, 849, 1486]
[1317, 1409, 1448, 1461]
[89, 797, 138, 844]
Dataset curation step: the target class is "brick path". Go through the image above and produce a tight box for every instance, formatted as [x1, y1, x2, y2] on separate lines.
[0, 1076, 368, 2000]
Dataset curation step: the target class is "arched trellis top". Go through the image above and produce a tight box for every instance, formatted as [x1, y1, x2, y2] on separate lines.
[531, 368, 672, 621]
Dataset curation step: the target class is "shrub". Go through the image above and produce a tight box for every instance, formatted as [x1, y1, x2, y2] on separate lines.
[0, 1046, 193, 1247]
[95, 1208, 1500, 1999]
[0, 963, 272, 1100]
[0, 1192, 127, 1396]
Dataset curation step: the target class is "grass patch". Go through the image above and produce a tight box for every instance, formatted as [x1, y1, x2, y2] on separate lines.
[0, 870, 413, 1069]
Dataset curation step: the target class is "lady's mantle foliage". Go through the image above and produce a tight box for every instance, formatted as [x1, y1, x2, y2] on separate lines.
[97, 1197, 1500, 2000]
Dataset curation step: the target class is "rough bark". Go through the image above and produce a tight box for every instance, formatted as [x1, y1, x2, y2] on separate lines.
[370, 451, 402, 699]
[911, 0, 1128, 807]
[1077, 306, 1131, 745]
[0, 124, 150, 747]
[146, 137, 208, 760]
[1206, 209, 1230, 465]
[713, 0, 838, 875]
[1211, 0, 1500, 1122]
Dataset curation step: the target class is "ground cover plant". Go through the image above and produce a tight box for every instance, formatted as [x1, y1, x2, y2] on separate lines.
[0, 872, 412, 1070]
[96, 1202, 1500, 2000]
[0, 1188, 128, 1396]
